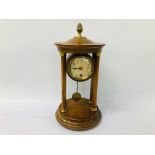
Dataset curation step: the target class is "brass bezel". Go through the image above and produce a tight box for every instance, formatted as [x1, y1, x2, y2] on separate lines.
[67, 54, 94, 82]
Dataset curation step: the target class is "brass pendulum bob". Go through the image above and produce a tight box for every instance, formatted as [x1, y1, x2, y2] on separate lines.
[72, 81, 81, 102]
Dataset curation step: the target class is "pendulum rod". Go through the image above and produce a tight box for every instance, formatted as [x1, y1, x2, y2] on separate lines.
[76, 81, 79, 92]
[72, 81, 81, 102]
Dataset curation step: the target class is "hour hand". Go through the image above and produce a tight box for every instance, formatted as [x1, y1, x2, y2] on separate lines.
[73, 67, 83, 70]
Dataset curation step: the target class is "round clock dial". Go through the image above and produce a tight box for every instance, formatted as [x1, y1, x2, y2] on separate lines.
[67, 55, 94, 81]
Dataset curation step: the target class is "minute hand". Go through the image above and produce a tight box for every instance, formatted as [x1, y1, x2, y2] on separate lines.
[73, 67, 83, 70]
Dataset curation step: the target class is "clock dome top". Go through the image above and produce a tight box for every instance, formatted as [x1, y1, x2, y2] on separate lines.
[55, 23, 105, 53]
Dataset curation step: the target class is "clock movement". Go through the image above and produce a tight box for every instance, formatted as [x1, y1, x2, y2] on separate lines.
[55, 23, 105, 130]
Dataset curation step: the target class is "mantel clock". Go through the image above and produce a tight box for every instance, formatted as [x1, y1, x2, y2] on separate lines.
[55, 23, 105, 130]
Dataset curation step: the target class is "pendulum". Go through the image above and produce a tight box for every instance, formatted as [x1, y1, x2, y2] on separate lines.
[72, 81, 81, 102]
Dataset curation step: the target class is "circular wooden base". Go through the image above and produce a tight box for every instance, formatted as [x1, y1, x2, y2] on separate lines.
[55, 98, 102, 131]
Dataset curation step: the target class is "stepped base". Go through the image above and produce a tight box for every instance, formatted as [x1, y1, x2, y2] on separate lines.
[55, 98, 101, 131]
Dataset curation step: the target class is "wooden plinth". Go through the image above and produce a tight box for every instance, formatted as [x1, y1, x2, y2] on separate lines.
[55, 98, 101, 131]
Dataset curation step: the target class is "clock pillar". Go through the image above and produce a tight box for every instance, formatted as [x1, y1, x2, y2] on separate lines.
[90, 51, 101, 111]
[60, 52, 67, 112]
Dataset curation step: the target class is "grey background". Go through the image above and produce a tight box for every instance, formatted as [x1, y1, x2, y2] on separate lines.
[0, 19, 155, 134]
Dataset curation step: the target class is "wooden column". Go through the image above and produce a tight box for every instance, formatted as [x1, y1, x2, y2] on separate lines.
[90, 51, 101, 111]
[90, 53, 95, 102]
[60, 52, 67, 112]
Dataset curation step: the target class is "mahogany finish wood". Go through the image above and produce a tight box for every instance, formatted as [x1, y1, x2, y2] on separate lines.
[56, 98, 101, 131]
[90, 53, 100, 110]
[60, 53, 67, 112]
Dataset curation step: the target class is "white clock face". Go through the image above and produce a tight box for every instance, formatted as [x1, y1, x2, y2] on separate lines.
[67, 55, 94, 81]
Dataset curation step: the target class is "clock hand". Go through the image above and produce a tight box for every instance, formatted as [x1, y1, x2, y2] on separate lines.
[73, 67, 83, 70]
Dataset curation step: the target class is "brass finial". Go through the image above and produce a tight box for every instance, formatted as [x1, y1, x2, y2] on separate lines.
[77, 23, 83, 36]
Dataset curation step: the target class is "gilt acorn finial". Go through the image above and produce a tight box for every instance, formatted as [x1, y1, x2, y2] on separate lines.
[77, 23, 83, 36]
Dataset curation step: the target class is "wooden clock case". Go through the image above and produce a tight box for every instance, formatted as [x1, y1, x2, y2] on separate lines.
[55, 24, 105, 130]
